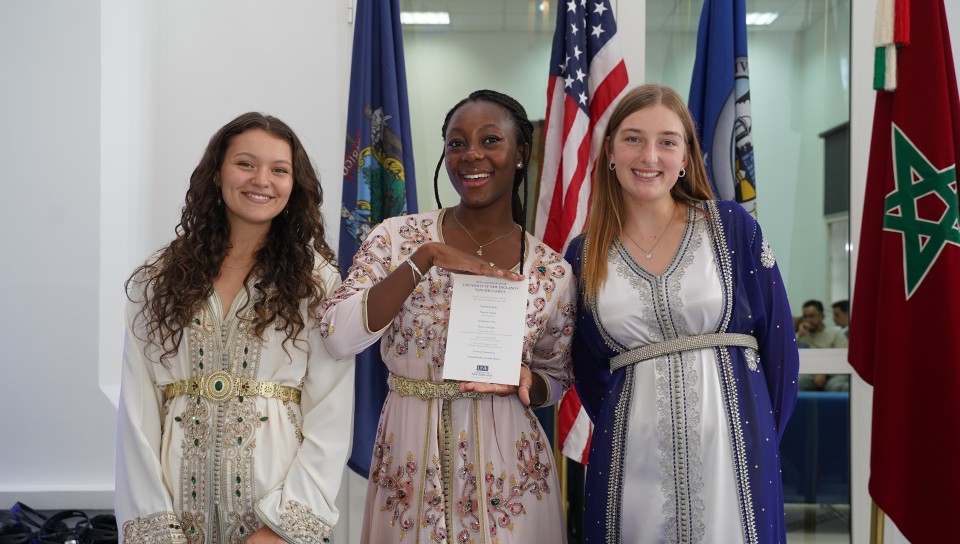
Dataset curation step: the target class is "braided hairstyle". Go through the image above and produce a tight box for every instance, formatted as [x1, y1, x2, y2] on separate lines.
[126, 112, 336, 363]
[432, 89, 534, 273]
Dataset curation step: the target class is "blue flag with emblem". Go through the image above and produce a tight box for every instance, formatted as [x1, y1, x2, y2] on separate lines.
[340, 0, 417, 477]
[688, 0, 757, 214]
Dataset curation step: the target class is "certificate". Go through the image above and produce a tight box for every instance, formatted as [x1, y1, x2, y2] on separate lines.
[442, 273, 527, 385]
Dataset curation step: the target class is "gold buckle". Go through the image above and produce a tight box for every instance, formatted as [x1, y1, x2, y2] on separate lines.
[203, 371, 236, 402]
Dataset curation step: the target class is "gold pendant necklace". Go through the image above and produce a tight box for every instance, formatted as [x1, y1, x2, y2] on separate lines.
[623, 204, 677, 259]
[452, 208, 518, 256]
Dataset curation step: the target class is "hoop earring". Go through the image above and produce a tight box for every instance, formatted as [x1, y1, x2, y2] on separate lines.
[609, 161, 616, 171]
[678, 168, 686, 178]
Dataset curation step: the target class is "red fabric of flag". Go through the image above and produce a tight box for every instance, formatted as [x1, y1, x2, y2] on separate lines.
[849, 1, 960, 541]
[537, 0, 628, 464]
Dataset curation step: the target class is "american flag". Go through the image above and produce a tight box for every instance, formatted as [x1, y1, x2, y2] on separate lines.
[536, 0, 629, 463]
[536, 0, 629, 252]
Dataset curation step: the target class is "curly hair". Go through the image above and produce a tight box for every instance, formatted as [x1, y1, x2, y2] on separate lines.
[431, 89, 534, 273]
[582, 84, 716, 303]
[126, 112, 337, 363]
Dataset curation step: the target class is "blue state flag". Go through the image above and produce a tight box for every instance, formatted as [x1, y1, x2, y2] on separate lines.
[340, 0, 417, 477]
[689, 0, 757, 214]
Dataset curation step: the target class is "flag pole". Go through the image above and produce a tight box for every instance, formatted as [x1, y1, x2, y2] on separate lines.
[555, 410, 567, 518]
[870, 501, 885, 544]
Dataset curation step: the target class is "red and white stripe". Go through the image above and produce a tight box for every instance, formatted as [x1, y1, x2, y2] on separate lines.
[537, 8, 629, 464]
[536, 37, 629, 253]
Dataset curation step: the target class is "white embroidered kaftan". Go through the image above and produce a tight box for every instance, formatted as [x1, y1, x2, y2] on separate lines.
[116, 258, 354, 544]
[320, 209, 575, 544]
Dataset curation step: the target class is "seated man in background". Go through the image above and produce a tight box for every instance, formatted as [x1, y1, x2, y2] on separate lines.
[832, 299, 849, 337]
[797, 299, 849, 391]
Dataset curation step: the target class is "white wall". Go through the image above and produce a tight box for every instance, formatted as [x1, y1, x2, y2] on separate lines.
[0, 0, 353, 512]
[403, 31, 554, 211]
[0, 0, 115, 506]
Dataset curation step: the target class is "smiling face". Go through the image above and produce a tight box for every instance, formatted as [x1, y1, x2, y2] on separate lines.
[217, 128, 294, 232]
[607, 104, 689, 206]
[443, 100, 523, 209]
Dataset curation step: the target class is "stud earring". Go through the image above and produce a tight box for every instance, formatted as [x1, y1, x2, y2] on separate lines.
[517, 161, 523, 168]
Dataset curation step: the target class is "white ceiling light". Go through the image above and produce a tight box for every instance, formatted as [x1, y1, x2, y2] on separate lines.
[745, 12, 779, 26]
[400, 11, 451, 25]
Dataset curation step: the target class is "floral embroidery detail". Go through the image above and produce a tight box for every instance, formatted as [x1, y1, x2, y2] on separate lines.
[286, 403, 304, 444]
[225, 511, 260, 543]
[760, 235, 775, 268]
[454, 418, 553, 543]
[278, 500, 335, 543]
[178, 512, 205, 544]
[421, 455, 446, 543]
[175, 302, 266, 543]
[371, 433, 418, 538]
[527, 244, 566, 301]
[745, 348, 760, 371]
[455, 434, 481, 542]
[122, 512, 188, 544]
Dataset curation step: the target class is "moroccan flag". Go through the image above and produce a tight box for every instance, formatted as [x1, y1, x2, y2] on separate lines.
[340, 0, 417, 477]
[536, 0, 628, 464]
[688, 0, 756, 213]
[848, 0, 960, 540]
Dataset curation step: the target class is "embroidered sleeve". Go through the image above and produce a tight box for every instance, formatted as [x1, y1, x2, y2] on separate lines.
[279, 501, 334, 544]
[122, 512, 187, 544]
[524, 242, 576, 406]
[320, 214, 438, 359]
[115, 298, 186, 542]
[746, 210, 800, 438]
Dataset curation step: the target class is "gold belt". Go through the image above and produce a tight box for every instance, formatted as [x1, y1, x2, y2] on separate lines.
[387, 373, 488, 401]
[164, 371, 301, 404]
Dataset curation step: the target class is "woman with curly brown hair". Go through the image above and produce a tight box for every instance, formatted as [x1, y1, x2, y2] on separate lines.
[115, 112, 353, 544]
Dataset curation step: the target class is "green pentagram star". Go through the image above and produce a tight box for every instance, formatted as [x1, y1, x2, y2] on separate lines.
[883, 123, 960, 298]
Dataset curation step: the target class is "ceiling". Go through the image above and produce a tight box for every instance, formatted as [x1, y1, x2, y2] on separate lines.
[398, 0, 842, 34]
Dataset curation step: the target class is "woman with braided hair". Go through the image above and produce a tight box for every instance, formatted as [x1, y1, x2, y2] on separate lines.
[116, 113, 353, 544]
[321, 90, 573, 543]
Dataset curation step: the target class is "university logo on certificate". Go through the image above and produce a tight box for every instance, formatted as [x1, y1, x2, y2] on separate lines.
[442, 273, 527, 385]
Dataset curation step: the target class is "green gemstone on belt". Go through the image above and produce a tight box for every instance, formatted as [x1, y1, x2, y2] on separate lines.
[214, 380, 223, 391]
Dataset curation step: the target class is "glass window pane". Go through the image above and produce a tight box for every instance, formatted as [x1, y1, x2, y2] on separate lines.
[646, 1, 852, 542]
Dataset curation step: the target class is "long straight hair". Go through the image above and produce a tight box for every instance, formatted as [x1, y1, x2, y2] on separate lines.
[581, 84, 715, 304]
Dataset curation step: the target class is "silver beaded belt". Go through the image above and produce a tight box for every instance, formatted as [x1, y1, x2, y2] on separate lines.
[609, 333, 758, 372]
[387, 373, 489, 401]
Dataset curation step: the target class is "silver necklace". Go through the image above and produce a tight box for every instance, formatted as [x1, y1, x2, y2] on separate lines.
[452, 208, 519, 256]
[622, 204, 677, 259]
